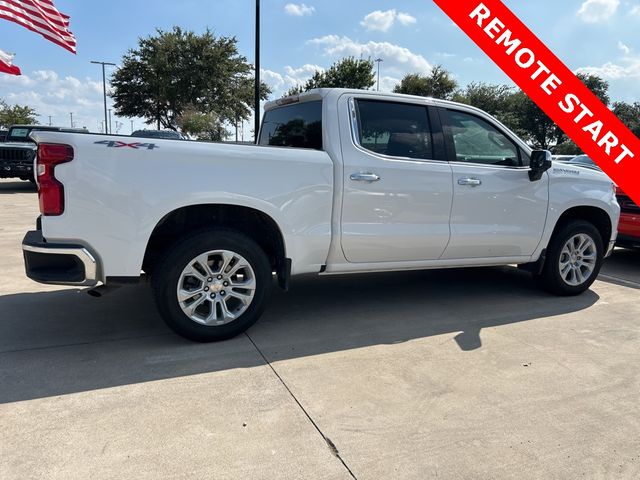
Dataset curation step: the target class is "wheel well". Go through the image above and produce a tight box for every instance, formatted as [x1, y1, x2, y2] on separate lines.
[143, 204, 287, 280]
[553, 206, 612, 246]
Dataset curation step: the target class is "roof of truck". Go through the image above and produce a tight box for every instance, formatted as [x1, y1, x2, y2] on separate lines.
[264, 88, 480, 113]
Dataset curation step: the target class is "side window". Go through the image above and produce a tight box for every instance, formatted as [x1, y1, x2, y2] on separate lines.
[259, 101, 323, 150]
[356, 100, 434, 160]
[447, 110, 521, 167]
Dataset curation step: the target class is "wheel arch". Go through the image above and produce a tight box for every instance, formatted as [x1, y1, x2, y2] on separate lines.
[143, 204, 289, 288]
[550, 205, 613, 248]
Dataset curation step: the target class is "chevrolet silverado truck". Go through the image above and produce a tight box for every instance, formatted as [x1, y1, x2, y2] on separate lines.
[0, 125, 87, 182]
[22, 89, 620, 342]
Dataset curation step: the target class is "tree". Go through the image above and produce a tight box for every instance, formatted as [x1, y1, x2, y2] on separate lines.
[176, 107, 229, 142]
[612, 101, 640, 138]
[393, 65, 458, 100]
[577, 73, 610, 106]
[111, 27, 270, 131]
[451, 82, 521, 133]
[0, 100, 38, 128]
[286, 57, 375, 96]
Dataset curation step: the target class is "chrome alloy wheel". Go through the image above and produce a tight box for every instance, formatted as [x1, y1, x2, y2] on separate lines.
[559, 233, 597, 287]
[176, 250, 256, 326]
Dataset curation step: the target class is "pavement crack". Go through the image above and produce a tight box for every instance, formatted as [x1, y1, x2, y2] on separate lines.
[245, 332, 357, 480]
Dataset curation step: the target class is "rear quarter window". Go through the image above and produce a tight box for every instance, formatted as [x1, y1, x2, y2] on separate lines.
[259, 101, 323, 150]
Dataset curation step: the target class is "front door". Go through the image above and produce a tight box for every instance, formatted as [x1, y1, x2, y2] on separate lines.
[439, 107, 549, 260]
[340, 96, 453, 263]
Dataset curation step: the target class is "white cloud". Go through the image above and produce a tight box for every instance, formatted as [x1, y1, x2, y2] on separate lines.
[284, 3, 315, 17]
[577, 56, 640, 80]
[618, 41, 631, 55]
[0, 69, 129, 132]
[360, 9, 417, 32]
[308, 35, 431, 74]
[260, 64, 325, 96]
[577, 0, 620, 23]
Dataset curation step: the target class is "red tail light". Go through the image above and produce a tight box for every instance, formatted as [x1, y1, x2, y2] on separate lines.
[37, 143, 74, 216]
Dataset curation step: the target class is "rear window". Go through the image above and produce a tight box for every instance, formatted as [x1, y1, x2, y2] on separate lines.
[259, 101, 323, 150]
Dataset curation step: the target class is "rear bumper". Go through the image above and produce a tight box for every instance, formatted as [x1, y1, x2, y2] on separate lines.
[22, 230, 98, 286]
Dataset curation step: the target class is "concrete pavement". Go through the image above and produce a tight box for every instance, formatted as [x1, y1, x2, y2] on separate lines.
[1, 178, 639, 479]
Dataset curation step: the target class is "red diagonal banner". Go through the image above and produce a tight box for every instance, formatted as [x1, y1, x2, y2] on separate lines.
[434, 0, 640, 206]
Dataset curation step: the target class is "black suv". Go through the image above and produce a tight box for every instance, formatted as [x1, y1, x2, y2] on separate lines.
[0, 125, 88, 182]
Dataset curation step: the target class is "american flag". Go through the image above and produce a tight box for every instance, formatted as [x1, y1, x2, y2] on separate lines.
[0, 48, 21, 75]
[0, 0, 76, 54]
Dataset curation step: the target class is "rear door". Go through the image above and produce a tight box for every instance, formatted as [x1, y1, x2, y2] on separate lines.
[339, 96, 453, 263]
[439, 107, 549, 260]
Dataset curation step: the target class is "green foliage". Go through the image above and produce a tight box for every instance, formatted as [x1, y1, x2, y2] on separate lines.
[111, 27, 270, 130]
[286, 57, 375, 96]
[176, 107, 229, 142]
[577, 73, 610, 106]
[612, 101, 640, 138]
[553, 140, 582, 155]
[393, 65, 458, 100]
[0, 100, 38, 129]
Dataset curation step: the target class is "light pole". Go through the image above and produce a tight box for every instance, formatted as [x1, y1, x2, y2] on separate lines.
[375, 58, 383, 91]
[48, 115, 52, 126]
[254, 0, 260, 143]
[131, 120, 134, 134]
[69, 112, 73, 127]
[91, 60, 116, 135]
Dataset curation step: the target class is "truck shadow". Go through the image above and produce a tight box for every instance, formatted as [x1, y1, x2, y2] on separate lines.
[0, 267, 599, 404]
[0, 180, 37, 194]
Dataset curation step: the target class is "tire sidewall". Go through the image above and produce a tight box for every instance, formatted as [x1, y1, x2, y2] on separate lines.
[153, 230, 272, 342]
[543, 221, 604, 295]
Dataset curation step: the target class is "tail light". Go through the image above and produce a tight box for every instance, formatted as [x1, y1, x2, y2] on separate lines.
[37, 143, 74, 216]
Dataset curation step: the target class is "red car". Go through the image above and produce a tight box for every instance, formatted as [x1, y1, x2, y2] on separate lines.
[616, 188, 640, 249]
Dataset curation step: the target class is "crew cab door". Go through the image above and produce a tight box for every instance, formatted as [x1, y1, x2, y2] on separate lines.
[339, 96, 453, 263]
[439, 107, 549, 260]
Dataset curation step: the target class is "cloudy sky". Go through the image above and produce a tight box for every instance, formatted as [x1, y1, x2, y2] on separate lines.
[0, 0, 639, 134]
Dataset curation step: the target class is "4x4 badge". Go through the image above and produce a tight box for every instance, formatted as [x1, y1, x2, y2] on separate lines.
[94, 140, 158, 150]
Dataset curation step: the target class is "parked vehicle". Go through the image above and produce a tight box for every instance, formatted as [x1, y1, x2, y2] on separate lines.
[131, 129, 185, 141]
[616, 188, 640, 249]
[0, 125, 87, 182]
[22, 89, 620, 341]
[551, 154, 578, 163]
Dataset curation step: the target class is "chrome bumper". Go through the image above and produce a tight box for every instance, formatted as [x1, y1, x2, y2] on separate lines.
[22, 230, 98, 286]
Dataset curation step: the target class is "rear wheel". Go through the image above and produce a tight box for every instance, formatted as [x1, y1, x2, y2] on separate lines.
[535, 220, 603, 296]
[152, 230, 272, 342]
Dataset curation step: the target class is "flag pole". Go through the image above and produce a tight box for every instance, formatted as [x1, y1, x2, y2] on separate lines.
[254, 0, 260, 143]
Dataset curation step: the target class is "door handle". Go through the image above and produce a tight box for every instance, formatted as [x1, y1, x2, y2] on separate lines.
[458, 177, 482, 187]
[350, 172, 381, 183]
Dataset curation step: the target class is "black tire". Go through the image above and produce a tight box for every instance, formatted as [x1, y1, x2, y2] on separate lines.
[152, 229, 272, 342]
[535, 220, 604, 296]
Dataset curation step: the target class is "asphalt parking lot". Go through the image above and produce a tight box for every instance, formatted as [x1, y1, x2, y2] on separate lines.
[1, 178, 639, 480]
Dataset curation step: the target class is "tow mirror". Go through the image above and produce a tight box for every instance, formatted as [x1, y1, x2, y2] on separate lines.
[529, 150, 553, 181]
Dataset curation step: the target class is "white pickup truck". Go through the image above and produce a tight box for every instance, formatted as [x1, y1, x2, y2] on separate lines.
[23, 89, 620, 341]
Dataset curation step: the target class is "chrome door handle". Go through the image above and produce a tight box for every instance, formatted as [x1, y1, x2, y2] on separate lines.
[350, 172, 381, 183]
[458, 177, 482, 187]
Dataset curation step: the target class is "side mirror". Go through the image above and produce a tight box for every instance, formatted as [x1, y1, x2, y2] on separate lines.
[529, 150, 553, 181]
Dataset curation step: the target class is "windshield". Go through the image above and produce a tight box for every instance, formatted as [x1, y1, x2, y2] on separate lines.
[6, 127, 34, 143]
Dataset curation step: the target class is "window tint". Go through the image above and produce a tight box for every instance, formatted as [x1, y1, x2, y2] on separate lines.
[447, 110, 520, 166]
[259, 101, 322, 150]
[356, 100, 433, 160]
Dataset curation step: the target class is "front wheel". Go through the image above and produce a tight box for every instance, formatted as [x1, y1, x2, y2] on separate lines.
[535, 220, 604, 296]
[152, 230, 272, 342]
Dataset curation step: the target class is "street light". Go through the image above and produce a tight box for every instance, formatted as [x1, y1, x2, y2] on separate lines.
[69, 112, 73, 128]
[375, 58, 384, 91]
[91, 60, 116, 134]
